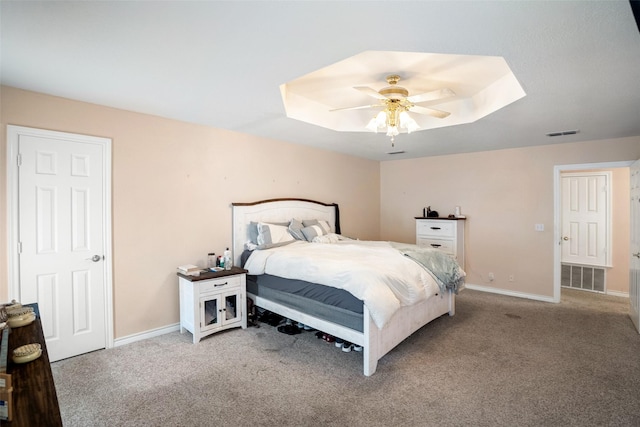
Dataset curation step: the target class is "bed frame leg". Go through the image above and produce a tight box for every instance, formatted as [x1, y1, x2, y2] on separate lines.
[448, 290, 456, 316]
[363, 350, 377, 376]
[363, 306, 378, 376]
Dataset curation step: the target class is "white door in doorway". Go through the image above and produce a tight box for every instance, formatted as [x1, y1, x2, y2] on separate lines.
[8, 126, 112, 362]
[630, 159, 640, 334]
[561, 172, 610, 267]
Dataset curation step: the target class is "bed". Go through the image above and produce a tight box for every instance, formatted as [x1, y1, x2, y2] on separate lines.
[232, 198, 463, 376]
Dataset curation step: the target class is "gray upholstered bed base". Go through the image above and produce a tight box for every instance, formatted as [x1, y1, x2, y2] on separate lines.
[246, 274, 364, 332]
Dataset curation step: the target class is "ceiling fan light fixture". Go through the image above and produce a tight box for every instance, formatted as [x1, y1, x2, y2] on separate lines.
[399, 111, 419, 134]
[366, 117, 379, 132]
[366, 111, 388, 133]
[386, 125, 399, 137]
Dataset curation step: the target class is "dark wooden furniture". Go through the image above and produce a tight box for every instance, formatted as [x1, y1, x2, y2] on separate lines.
[176, 265, 248, 282]
[4, 304, 62, 426]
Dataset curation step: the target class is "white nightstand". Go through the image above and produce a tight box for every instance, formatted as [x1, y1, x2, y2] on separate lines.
[178, 266, 247, 343]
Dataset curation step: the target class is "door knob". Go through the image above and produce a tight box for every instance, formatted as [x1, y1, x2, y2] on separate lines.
[633, 252, 640, 259]
[563, 236, 569, 241]
[86, 255, 102, 262]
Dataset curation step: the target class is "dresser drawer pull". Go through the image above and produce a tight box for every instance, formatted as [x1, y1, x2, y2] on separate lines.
[430, 244, 442, 248]
[430, 227, 441, 230]
[214, 282, 228, 287]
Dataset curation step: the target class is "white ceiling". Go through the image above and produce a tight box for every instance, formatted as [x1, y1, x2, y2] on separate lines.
[2, 1, 639, 161]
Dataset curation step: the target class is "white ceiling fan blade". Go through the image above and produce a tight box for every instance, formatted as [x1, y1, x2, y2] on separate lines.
[406, 88, 455, 104]
[330, 103, 383, 112]
[409, 105, 451, 119]
[353, 86, 389, 100]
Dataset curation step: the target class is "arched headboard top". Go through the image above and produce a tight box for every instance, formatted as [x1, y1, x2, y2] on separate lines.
[231, 198, 340, 266]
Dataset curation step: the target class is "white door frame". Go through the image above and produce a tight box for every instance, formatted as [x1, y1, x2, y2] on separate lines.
[6, 125, 114, 351]
[553, 160, 634, 303]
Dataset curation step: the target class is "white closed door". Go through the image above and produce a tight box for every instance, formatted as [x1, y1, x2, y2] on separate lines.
[12, 126, 111, 361]
[630, 159, 640, 334]
[561, 173, 609, 266]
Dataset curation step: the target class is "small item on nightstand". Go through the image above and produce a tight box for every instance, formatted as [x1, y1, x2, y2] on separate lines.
[219, 255, 225, 269]
[177, 264, 202, 276]
[207, 253, 216, 268]
[224, 248, 232, 270]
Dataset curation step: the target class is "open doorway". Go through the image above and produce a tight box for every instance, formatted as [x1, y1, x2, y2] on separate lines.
[553, 161, 634, 303]
[560, 171, 612, 293]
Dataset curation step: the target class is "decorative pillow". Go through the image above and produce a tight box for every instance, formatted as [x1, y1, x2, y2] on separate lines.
[257, 222, 295, 247]
[249, 221, 289, 245]
[288, 218, 306, 240]
[302, 219, 331, 234]
[301, 224, 329, 242]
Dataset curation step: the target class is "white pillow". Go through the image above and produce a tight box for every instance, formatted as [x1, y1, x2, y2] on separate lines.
[312, 233, 353, 244]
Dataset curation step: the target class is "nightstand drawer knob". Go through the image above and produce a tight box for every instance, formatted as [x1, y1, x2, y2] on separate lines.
[214, 282, 228, 287]
[430, 244, 442, 248]
[430, 227, 441, 230]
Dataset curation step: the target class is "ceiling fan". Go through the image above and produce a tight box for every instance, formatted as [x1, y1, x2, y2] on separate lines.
[331, 74, 455, 145]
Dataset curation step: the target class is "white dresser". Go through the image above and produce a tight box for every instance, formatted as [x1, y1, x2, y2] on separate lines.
[415, 218, 465, 268]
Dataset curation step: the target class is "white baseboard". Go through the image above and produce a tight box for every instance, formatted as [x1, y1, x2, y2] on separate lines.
[109, 285, 626, 348]
[464, 283, 558, 303]
[606, 290, 629, 298]
[114, 323, 180, 348]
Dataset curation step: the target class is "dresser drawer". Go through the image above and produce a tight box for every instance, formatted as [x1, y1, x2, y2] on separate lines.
[416, 220, 455, 237]
[199, 275, 241, 293]
[417, 237, 456, 256]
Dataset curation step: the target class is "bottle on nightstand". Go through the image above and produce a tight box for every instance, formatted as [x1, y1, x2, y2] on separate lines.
[223, 248, 232, 270]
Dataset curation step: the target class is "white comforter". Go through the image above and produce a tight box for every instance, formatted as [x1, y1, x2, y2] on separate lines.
[244, 240, 443, 328]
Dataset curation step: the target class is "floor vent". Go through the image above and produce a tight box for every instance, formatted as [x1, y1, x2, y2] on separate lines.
[561, 264, 605, 293]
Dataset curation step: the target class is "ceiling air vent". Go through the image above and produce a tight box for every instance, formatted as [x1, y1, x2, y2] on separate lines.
[546, 129, 579, 137]
[386, 150, 406, 155]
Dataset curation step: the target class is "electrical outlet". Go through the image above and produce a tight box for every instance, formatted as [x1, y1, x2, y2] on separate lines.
[535, 224, 544, 231]
[488, 272, 495, 281]
[509, 275, 515, 282]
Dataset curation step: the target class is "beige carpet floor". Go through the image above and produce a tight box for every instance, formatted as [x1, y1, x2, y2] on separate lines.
[51, 288, 640, 426]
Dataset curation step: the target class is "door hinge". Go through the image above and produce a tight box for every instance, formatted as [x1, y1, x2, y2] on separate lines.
[16, 154, 22, 167]
[18, 242, 22, 253]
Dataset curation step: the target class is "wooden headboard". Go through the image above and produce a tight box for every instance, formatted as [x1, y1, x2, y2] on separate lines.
[231, 198, 340, 266]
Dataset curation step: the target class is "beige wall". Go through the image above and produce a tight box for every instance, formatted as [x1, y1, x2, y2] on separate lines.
[609, 167, 631, 293]
[2, 85, 638, 341]
[380, 137, 640, 298]
[0, 86, 380, 338]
